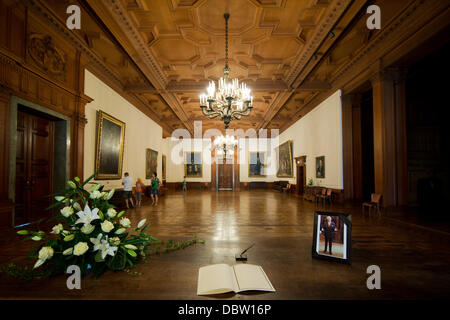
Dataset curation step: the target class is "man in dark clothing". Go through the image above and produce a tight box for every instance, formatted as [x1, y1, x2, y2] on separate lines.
[321, 216, 337, 255]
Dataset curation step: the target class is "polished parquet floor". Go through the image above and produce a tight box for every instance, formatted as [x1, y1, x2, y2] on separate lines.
[0, 190, 449, 299]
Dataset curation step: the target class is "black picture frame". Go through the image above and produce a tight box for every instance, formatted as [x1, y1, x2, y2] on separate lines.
[312, 211, 352, 264]
[316, 155, 325, 178]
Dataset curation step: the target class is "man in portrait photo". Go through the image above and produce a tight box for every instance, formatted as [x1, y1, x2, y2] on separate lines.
[321, 216, 337, 255]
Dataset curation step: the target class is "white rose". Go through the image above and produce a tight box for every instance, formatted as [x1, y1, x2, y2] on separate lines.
[101, 220, 114, 233]
[81, 224, 95, 234]
[38, 246, 54, 261]
[51, 224, 64, 234]
[90, 190, 102, 199]
[115, 228, 126, 235]
[137, 219, 147, 229]
[60, 206, 74, 217]
[120, 218, 131, 228]
[107, 208, 117, 218]
[63, 247, 73, 255]
[73, 242, 89, 256]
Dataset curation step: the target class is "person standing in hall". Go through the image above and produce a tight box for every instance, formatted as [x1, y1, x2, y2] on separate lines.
[122, 172, 135, 209]
[182, 176, 187, 191]
[135, 177, 145, 208]
[151, 172, 160, 206]
[321, 216, 337, 255]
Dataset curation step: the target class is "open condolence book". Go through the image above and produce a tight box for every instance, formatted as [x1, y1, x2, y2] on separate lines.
[197, 263, 276, 295]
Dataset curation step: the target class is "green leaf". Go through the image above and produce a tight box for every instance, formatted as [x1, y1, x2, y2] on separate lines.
[94, 251, 105, 263]
[81, 172, 97, 187]
[17, 230, 28, 235]
[127, 250, 137, 257]
[117, 211, 125, 218]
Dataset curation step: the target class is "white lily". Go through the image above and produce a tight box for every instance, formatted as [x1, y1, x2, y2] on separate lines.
[90, 190, 102, 199]
[137, 219, 147, 229]
[90, 233, 104, 252]
[90, 234, 117, 259]
[75, 204, 100, 226]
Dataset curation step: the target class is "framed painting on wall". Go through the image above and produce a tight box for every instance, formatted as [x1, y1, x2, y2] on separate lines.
[248, 152, 266, 177]
[162, 155, 166, 182]
[146, 148, 158, 179]
[276, 140, 293, 178]
[316, 156, 325, 178]
[94, 111, 126, 180]
[185, 152, 202, 178]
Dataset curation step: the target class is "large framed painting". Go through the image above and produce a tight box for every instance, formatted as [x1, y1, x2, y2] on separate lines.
[248, 152, 266, 177]
[146, 148, 158, 179]
[94, 111, 126, 180]
[185, 152, 202, 178]
[312, 211, 352, 264]
[316, 156, 325, 178]
[162, 155, 166, 181]
[276, 140, 293, 178]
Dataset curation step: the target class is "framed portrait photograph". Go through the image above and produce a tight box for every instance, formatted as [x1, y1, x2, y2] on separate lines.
[312, 211, 352, 264]
[94, 111, 126, 180]
[146, 148, 158, 179]
[185, 152, 202, 178]
[276, 140, 293, 177]
[248, 152, 266, 177]
[316, 156, 325, 178]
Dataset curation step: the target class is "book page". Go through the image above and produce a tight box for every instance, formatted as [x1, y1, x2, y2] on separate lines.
[232, 264, 276, 293]
[197, 264, 235, 295]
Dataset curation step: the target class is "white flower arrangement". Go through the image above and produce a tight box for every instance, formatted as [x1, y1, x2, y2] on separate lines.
[14, 174, 204, 279]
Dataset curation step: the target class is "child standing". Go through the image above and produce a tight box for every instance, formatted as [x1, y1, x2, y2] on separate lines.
[182, 176, 187, 191]
[135, 177, 145, 208]
[151, 172, 160, 206]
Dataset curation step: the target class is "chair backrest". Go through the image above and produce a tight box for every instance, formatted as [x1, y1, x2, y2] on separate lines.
[326, 189, 332, 196]
[321, 188, 326, 195]
[371, 193, 382, 203]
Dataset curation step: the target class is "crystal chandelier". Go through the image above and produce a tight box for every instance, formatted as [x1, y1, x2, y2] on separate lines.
[214, 135, 238, 159]
[199, 13, 253, 129]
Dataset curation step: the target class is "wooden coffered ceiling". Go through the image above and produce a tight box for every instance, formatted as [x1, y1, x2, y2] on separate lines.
[29, 0, 450, 137]
[81, 0, 356, 136]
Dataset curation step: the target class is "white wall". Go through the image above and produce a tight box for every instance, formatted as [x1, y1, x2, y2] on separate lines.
[277, 90, 343, 188]
[84, 70, 163, 189]
[163, 138, 212, 183]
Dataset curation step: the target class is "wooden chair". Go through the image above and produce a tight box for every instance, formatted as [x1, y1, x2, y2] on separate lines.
[315, 188, 327, 205]
[362, 193, 382, 215]
[282, 183, 291, 193]
[323, 188, 333, 205]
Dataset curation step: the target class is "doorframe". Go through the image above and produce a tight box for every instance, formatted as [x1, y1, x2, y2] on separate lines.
[295, 155, 307, 194]
[9, 96, 71, 227]
[216, 157, 234, 191]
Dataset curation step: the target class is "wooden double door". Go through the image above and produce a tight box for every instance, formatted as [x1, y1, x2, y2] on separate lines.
[15, 110, 54, 225]
[218, 163, 233, 190]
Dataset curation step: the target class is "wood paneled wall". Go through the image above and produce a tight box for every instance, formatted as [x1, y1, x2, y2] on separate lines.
[0, 0, 92, 225]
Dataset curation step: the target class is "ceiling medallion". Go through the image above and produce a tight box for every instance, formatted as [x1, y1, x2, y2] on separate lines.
[199, 13, 253, 129]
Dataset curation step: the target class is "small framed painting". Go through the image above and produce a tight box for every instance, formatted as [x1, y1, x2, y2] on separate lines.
[312, 211, 352, 264]
[146, 148, 158, 179]
[248, 152, 266, 177]
[185, 152, 202, 178]
[316, 156, 325, 179]
[276, 140, 293, 178]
